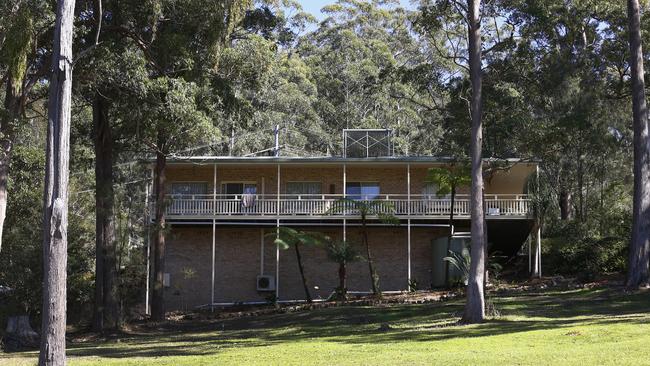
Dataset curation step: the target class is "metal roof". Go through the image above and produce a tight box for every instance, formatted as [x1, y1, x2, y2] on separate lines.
[161, 155, 539, 165]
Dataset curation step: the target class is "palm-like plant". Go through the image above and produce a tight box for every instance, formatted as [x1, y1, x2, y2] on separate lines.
[443, 248, 471, 285]
[444, 249, 505, 286]
[325, 240, 363, 300]
[271, 227, 327, 303]
[328, 198, 399, 296]
[427, 164, 471, 285]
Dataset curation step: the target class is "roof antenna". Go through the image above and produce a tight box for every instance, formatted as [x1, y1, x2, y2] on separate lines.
[274, 125, 280, 157]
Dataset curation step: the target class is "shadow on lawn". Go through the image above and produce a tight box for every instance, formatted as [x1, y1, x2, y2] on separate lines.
[62, 287, 649, 359]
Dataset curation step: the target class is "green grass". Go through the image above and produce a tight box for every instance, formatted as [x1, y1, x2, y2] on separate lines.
[2, 286, 649, 365]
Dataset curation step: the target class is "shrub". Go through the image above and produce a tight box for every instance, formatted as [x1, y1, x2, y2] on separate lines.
[543, 235, 627, 281]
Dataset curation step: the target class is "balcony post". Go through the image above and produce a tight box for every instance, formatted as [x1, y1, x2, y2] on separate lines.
[526, 234, 533, 274]
[276, 164, 280, 299]
[343, 163, 347, 241]
[211, 163, 217, 311]
[407, 163, 411, 287]
[144, 176, 151, 315]
[260, 228, 265, 275]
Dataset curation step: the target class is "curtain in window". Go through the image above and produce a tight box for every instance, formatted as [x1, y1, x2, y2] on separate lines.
[286, 182, 322, 196]
[171, 182, 208, 196]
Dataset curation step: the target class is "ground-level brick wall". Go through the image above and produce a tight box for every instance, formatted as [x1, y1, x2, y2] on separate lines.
[163, 224, 446, 310]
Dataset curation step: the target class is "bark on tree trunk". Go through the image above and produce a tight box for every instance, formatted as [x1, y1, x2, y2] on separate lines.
[338, 262, 347, 297]
[39, 0, 76, 364]
[294, 243, 312, 303]
[151, 137, 167, 321]
[626, 0, 650, 289]
[462, 0, 486, 324]
[559, 190, 572, 220]
[531, 221, 541, 278]
[4, 315, 39, 351]
[362, 214, 380, 296]
[577, 152, 584, 222]
[93, 93, 119, 332]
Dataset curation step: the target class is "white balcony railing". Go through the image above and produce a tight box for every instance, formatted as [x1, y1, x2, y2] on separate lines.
[153, 194, 531, 219]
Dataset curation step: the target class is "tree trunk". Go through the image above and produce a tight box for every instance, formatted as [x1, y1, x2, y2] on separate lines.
[577, 152, 584, 222]
[626, 0, 650, 289]
[93, 93, 119, 332]
[294, 243, 312, 303]
[445, 187, 456, 286]
[559, 190, 572, 220]
[462, 0, 486, 324]
[39, 0, 76, 364]
[338, 262, 347, 298]
[151, 136, 167, 321]
[4, 315, 39, 351]
[531, 221, 541, 278]
[362, 214, 380, 296]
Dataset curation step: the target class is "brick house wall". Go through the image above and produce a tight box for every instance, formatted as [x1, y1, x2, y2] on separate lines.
[163, 225, 446, 310]
[162, 162, 535, 196]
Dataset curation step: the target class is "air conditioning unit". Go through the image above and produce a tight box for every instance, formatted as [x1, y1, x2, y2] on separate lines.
[256, 275, 275, 291]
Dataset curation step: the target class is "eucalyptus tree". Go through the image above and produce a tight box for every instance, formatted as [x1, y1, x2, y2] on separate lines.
[73, 0, 123, 332]
[461, 0, 487, 324]
[105, 0, 254, 321]
[492, 0, 629, 224]
[626, 0, 650, 288]
[299, 0, 441, 155]
[39, 0, 75, 363]
[214, 33, 325, 156]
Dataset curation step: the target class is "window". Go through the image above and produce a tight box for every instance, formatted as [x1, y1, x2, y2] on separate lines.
[422, 182, 439, 199]
[221, 182, 257, 197]
[286, 182, 322, 196]
[170, 182, 208, 196]
[346, 182, 380, 200]
[169, 183, 208, 214]
[422, 182, 450, 199]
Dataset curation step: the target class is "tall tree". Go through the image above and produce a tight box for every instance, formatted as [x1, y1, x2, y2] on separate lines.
[39, 0, 75, 363]
[109, 0, 254, 321]
[462, 0, 486, 324]
[626, 0, 650, 289]
[93, 91, 119, 331]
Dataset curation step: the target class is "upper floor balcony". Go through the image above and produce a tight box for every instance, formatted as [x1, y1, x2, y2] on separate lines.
[150, 156, 538, 222]
[156, 193, 531, 220]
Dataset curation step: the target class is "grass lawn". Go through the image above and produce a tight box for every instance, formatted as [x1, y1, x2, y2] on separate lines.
[2, 285, 649, 365]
